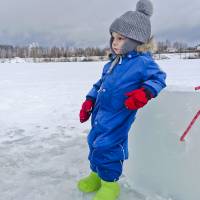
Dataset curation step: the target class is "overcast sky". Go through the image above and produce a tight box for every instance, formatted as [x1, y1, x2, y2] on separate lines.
[0, 0, 199, 47]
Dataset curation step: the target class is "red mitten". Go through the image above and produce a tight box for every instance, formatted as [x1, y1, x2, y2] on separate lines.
[79, 99, 94, 123]
[124, 88, 152, 110]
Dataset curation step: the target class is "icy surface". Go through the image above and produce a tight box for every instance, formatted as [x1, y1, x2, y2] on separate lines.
[0, 57, 200, 200]
[126, 91, 200, 200]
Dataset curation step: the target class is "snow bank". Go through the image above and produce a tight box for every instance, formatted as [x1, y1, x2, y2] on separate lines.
[126, 90, 200, 200]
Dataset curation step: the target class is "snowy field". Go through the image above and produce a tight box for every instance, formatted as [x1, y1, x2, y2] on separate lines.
[0, 56, 200, 200]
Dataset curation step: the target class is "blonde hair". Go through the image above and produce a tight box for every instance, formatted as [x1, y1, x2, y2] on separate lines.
[137, 36, 157, 53]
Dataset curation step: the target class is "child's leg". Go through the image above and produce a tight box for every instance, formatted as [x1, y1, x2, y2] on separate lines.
[93, 179, 120, 200]
[77, 171, 101, 193]
[77, 144, 101, 193]
[89, 146, 125, 200]
[89, 144, 124, 182]
[92, 161, 122, 200]
[94, 160, 123, 182]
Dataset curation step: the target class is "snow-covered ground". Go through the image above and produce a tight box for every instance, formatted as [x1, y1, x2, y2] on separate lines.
[0, 57, 200, 200]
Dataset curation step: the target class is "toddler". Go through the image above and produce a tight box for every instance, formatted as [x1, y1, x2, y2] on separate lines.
[78, 0, 166, 199]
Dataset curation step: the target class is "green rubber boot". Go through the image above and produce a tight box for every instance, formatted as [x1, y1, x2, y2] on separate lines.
[93, 180, 120, 200]
[77, 172, 101, 193]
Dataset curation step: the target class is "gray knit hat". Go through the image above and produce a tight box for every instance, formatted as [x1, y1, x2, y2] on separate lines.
[109, 0, 153, 43]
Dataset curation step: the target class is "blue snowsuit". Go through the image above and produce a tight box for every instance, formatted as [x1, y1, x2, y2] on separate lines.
[86, 50, 166, 181]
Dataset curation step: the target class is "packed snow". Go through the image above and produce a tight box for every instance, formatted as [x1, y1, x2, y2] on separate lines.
[0, 57, 200, 200]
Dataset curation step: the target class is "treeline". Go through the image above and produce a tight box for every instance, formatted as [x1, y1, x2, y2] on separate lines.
[155, 40, 200, 59]
[0, 40, 199, 59]
[0, 44, 108, 59]
[156, 40, 193, 53]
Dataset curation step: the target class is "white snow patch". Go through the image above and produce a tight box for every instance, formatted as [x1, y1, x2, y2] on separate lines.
[0, 57, 199, 200]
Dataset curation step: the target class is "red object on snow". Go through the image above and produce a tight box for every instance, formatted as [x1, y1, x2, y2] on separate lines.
[195, 86, 200, 91]
[180, 110, 200, 142]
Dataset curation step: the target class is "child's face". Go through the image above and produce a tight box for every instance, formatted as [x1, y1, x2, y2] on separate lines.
[111, 32, 127, 55]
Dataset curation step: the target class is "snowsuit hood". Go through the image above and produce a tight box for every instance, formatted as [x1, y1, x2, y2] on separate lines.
[110, 36, 157, 57]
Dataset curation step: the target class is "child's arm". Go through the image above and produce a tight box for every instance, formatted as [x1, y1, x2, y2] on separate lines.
[86, 79, 103, 103]
[124, 58, 166, 111]
[86, 65, 108, 102]
[142, 59, 166, 97]
[79, 79, 102, 123]
[79, 65, 108, 123]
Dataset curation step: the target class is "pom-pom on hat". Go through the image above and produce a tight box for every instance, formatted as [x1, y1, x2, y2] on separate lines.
[110, 0, 153, 43]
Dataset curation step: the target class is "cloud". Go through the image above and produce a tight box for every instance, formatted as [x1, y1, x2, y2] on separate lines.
[0, 0, 199, 46]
